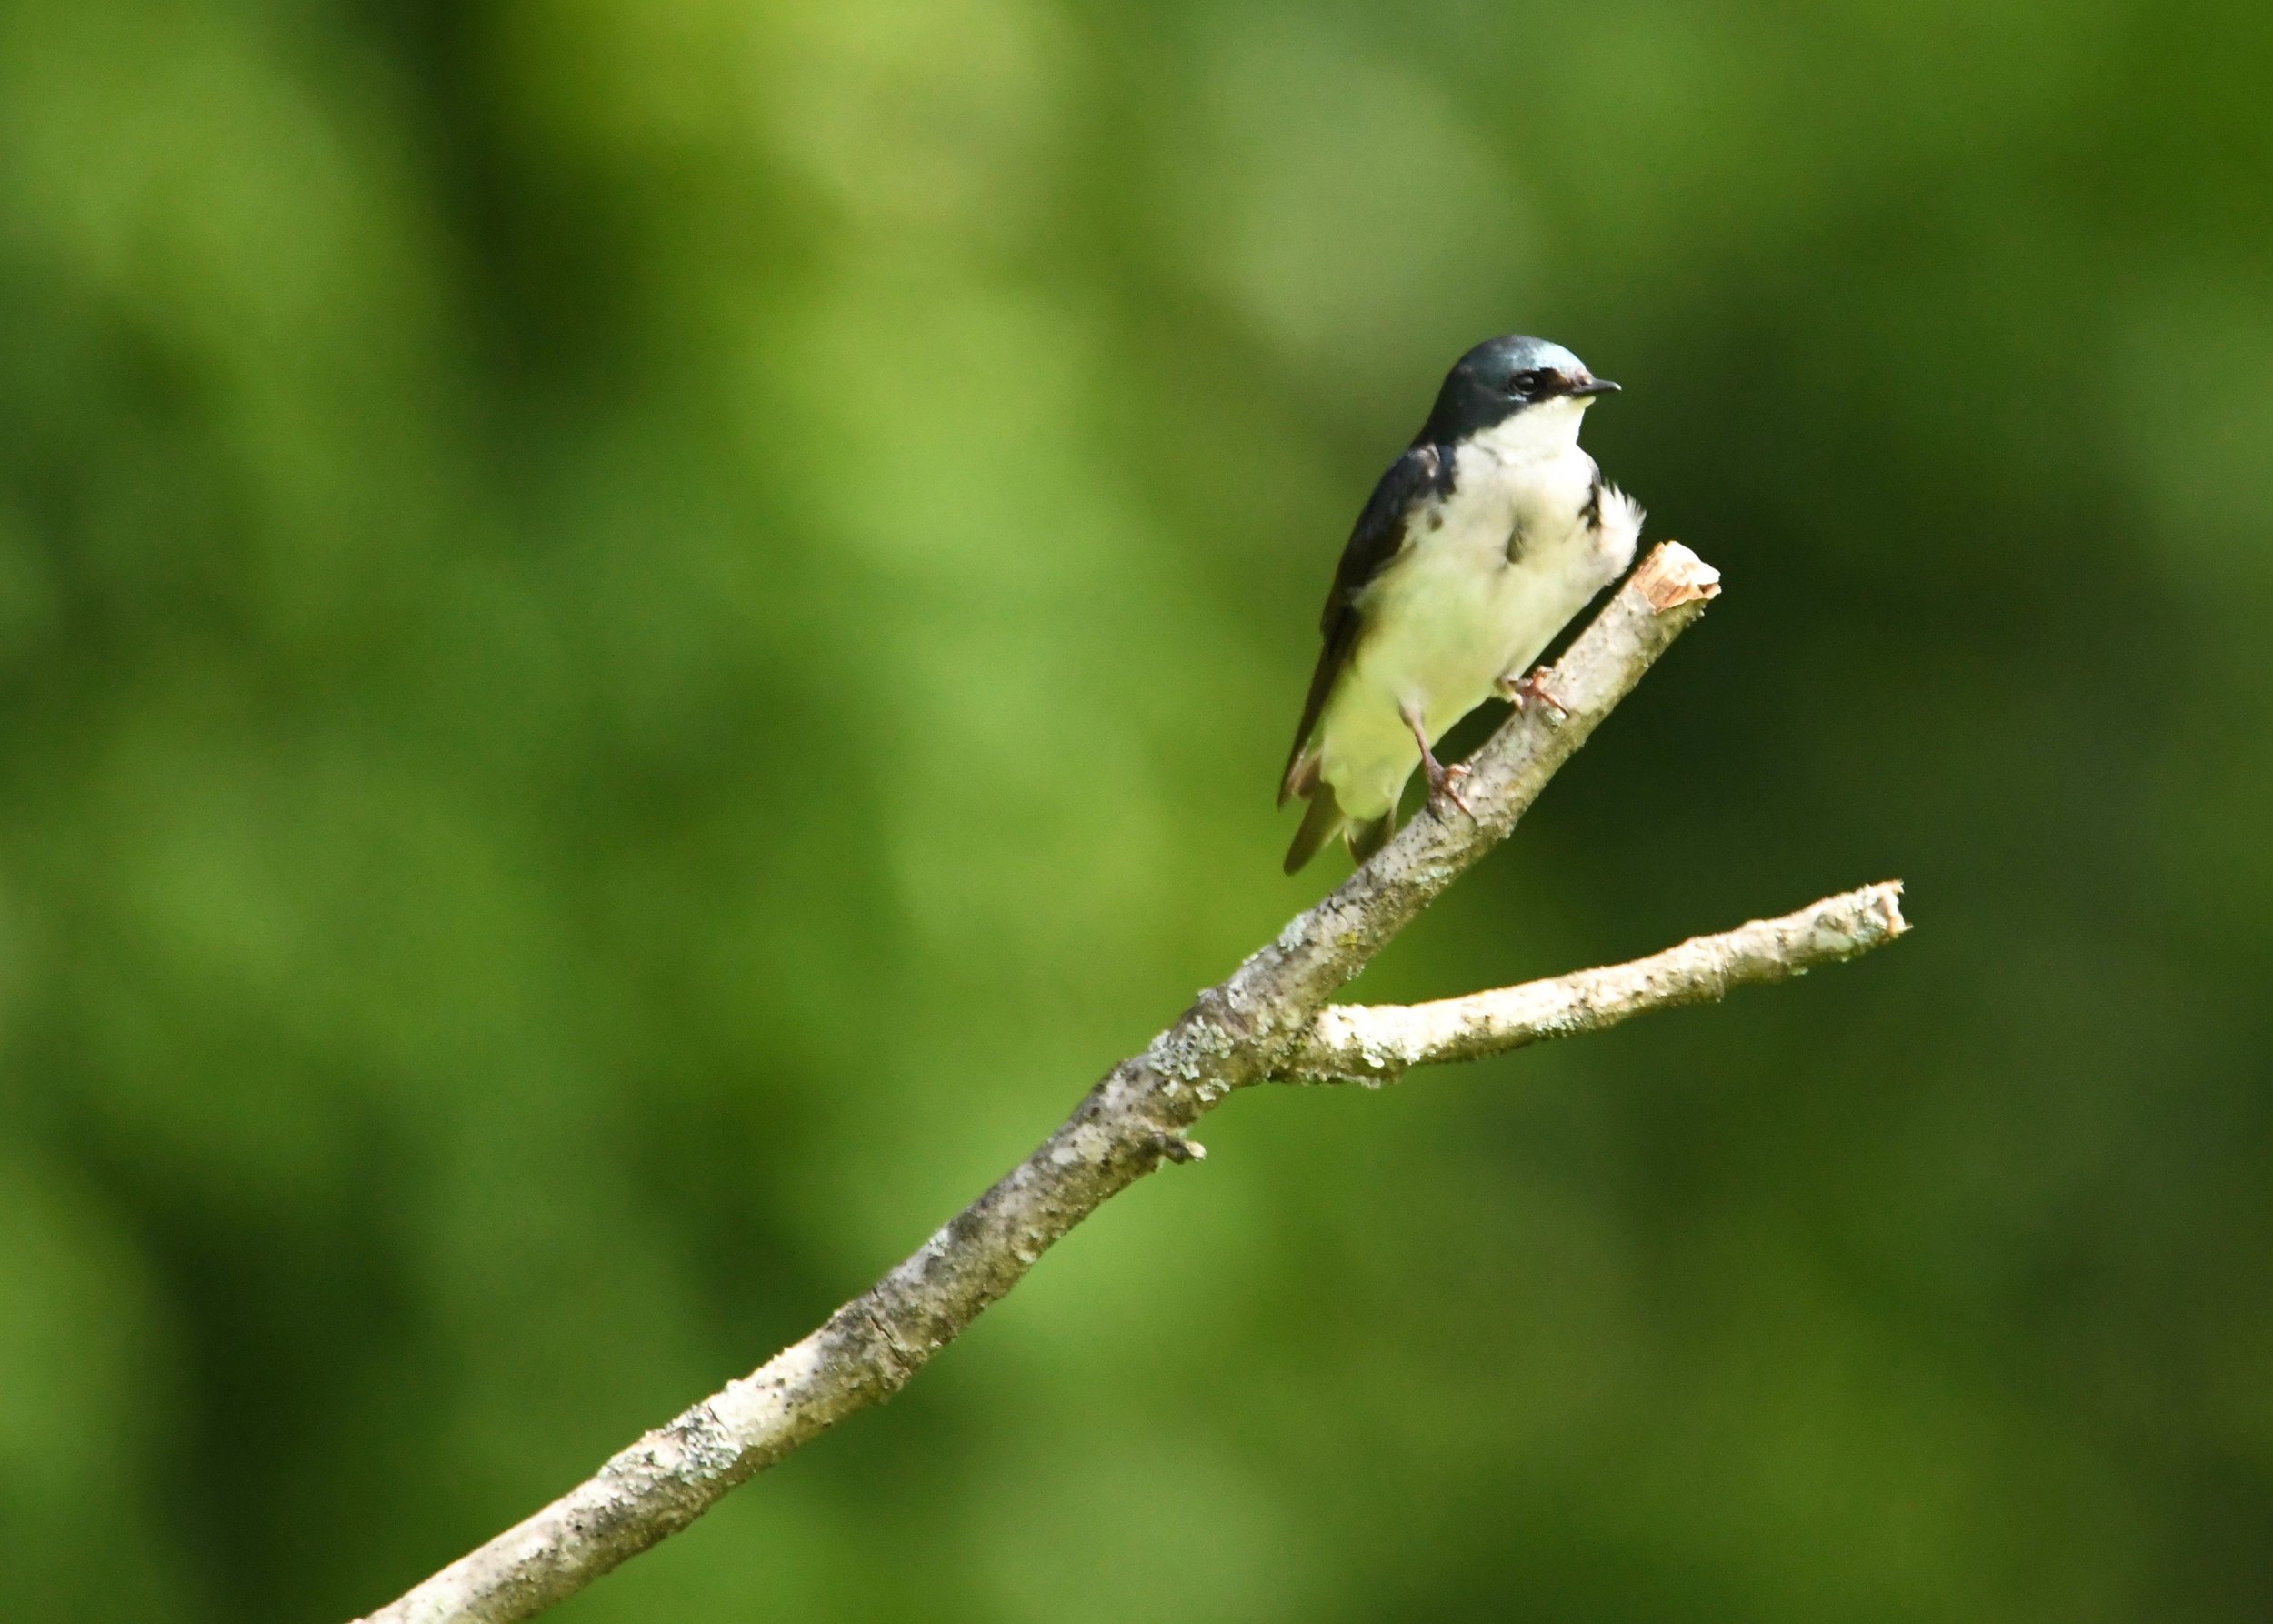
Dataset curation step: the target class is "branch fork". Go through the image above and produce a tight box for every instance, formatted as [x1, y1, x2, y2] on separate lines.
[352, 543, 1907, 1624]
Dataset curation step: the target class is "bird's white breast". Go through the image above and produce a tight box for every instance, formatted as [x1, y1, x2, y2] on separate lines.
[1317, 410, 1637, 820]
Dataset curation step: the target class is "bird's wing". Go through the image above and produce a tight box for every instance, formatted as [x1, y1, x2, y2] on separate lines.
[1277, 443, 1455, 803]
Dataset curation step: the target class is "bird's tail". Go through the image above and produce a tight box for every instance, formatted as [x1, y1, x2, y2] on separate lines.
[1284, 781, 1398, 874]
[1283, 782, 1346, 874]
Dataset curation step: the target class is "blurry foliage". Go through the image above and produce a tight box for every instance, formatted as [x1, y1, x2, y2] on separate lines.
[0, 1, 2269, 1619]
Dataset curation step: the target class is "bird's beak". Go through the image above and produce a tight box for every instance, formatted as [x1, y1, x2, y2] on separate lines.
[1569, 376, 1621, 397]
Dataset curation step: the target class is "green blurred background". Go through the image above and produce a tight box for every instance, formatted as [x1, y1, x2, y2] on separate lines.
[3, 2, 2269, 1619]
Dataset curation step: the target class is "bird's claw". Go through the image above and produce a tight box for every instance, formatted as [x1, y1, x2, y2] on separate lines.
[1425, 758, 1474, 818]
[1497, 668, 1570, 719]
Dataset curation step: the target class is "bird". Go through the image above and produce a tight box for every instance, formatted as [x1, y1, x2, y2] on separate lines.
[1278, 336, 1644, 873]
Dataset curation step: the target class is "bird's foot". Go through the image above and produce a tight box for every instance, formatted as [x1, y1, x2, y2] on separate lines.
[1423, 757, 1474, 817]
[1496, 667, 1570, 719]
[1399, 700, 1476, 820]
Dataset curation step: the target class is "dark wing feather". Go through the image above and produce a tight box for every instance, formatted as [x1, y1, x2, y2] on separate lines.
[1277, 443, 1455, 802]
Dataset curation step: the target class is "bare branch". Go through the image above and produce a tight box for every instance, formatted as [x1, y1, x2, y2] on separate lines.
[1282, 882, 1908, 1086]
[352, 544, 1900, 1624]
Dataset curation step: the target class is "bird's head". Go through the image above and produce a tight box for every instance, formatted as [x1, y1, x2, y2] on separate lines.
[1418, 335, 1619, 450]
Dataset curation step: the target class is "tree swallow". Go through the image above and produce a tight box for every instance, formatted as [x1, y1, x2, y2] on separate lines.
[1278, 336, 1644, 873]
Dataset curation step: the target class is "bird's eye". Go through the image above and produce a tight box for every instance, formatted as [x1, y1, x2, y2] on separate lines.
[1511, 369, 1545, 396]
